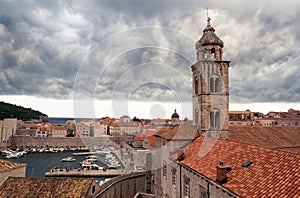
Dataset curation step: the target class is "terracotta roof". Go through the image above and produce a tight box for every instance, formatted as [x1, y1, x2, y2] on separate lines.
[154, 121, 197, 140]
[180, 137, 300, 197]
[229, 111, 251, 114]
[197, 19, 224, 47]
[134, 136, 145, 141]
[0, 177, 95, 198]
[259, 117, 300, 121]
[227, 126, 300, 153]
[0, 160, 26, 172]
[147, 136, 156, 147]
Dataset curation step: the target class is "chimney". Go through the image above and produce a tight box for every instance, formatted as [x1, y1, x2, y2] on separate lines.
[216, 161, 231, 185]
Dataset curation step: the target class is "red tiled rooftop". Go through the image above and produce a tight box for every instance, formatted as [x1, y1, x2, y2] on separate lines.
[227, 126, 300, 153]
[147, 136, 156, 147]
[0, 177, 95, 198]
[0, 160, 26, 172]
[180, 137, 300, 197]
[133, 136, 145, 141]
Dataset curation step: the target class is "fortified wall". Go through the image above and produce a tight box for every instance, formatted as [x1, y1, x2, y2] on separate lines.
[10, 136, 133, 149]
[96, 172, 147, 198]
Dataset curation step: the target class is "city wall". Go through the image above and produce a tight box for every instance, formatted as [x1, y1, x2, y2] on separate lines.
[96, 172, 146, 198]
[10, 136, 133, 149]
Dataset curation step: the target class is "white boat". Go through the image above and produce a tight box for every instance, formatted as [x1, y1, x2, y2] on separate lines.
[5, 151, 21, 159]
[61, 156, 76, 162]
[80, 161, 103, 170]
[85, 155, 98, 162]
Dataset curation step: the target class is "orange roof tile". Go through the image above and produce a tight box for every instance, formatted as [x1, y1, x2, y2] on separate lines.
[154, 121, 197, 140]
[134, 136, 145, 141]
[147, 136, 156, 147]
[227, 126, 300, 153]
[180, 137, 300, 197]
[0, 177, 95, 198]
[0, 160, 26, 173]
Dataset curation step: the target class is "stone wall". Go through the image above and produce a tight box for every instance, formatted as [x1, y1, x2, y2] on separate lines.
[96, 172, 146, 198]
[0, 166, 26, 186]
[10, 136, 133, 149]
[153, 161, 238, 198]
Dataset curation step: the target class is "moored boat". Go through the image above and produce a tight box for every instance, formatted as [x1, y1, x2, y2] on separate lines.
[61, 156, 76, 162]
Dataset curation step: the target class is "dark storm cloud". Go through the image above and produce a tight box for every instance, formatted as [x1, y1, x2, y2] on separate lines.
[0, 0, 299, 103]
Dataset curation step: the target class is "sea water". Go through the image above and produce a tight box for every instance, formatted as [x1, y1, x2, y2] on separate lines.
[0, 151, 109, 181]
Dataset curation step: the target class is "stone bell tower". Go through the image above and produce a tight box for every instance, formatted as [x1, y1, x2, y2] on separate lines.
[192, 17, 229, 137]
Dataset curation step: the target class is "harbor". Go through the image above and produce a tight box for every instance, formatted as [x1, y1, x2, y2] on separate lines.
[45, 168, 132, 177]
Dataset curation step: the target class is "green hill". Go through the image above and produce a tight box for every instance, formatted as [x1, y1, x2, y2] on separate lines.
[0, 101, 47, 121]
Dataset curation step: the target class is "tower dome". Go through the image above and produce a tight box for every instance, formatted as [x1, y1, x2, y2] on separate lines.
[195, 17, 224, 61]
[196, 17, 224, 47]
[171, 109, 179, 119]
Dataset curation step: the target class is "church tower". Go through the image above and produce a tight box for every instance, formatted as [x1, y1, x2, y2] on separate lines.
[192, 17, 230, 137]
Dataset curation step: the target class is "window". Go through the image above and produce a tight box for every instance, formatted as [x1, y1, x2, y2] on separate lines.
[184, 177, 190, 198]
[204, 49, 208, 59]
[210, 77, 214, 93]
[215, 78, 220, 93]
[210, 77, 220, 93]
[172, 169, 176, 187]
[92, 185, 95, 193]
[195, 77, 199, 94]
[163, 163, 167, 178]
[210, 111, 220, 129]
[199, 186, 208, 198]
[211, 48, 216, 58]
[210, 112, 215, 128]
[201, 191, 208, 198]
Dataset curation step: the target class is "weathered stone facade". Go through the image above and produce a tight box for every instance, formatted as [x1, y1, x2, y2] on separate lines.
[192, 18, 229, 137]
[0, 160, 26, 186]
[0, 118, 17, 149]
[96, 172, 147, 198]
[152, 161, 237, 198]
[10, 136, 133, 149]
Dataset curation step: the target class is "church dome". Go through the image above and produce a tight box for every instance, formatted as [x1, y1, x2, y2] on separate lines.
[196, 17, 224, 47]
[171, 109, 179, 119]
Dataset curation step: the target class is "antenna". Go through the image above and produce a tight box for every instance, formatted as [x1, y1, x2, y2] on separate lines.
[207, 6, 208, 18]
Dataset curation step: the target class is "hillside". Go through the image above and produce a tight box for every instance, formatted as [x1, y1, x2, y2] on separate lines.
[0, 101, 47, 121]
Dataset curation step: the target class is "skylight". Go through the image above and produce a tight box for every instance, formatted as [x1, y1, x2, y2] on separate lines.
[242, 161, 253, 168]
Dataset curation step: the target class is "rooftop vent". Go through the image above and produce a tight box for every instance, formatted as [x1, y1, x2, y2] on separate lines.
[242, 161, 253, 168]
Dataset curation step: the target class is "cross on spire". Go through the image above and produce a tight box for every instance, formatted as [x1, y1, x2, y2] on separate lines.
[207, 17, 211, 26]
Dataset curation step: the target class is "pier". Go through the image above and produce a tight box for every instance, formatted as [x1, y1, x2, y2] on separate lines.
[45, 168, 132, 177]
[72, 152, 98, 156]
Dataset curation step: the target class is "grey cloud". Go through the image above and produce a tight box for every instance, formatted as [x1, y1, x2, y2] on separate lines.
[0, 1, 299, 104]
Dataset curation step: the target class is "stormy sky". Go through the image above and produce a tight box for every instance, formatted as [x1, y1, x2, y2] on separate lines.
[0, 0, 299, 117]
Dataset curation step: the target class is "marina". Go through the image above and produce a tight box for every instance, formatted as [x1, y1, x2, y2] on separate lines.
[45, 168, 131, 177]
[0, 145, 126, 180]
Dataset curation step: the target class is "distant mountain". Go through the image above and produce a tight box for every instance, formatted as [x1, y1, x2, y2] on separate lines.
[0, 101, 47, 121]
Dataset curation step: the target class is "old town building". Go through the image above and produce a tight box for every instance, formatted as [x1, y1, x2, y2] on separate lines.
[0, 118, 17, 149]
[192, 17, 229, 137]
[150, 18, 300, 198]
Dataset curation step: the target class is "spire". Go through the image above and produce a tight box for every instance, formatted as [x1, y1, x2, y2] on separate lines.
[207, 17, 211, 27]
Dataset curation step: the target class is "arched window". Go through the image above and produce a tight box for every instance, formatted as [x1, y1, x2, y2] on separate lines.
[195, 109, 199, 126]
[210, 77, 221, 93]
[215, 78, 220, 93]
[210, 77, 214, 93]
[210, 111, 220, 129]
[215, 111, 220, 129]
[210, 112, 215, 128]
[195, 77, 199, 94]
[211, 48, 216, 58]
[204, 49, 208, 59]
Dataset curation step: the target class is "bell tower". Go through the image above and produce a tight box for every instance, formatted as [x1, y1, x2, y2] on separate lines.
[192, 17, 229, 137]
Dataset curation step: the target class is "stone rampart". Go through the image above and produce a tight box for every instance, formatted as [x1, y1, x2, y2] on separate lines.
[10, 136, 133, 149]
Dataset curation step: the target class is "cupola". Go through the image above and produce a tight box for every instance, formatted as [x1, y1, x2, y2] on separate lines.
[195, 17, 224, 61]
